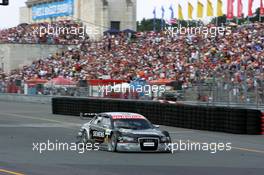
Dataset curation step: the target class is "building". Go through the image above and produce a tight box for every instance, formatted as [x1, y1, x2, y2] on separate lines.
[20, 0, 137, 39]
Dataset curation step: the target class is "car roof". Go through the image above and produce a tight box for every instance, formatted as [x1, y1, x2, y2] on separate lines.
[100, 112, 146, 119]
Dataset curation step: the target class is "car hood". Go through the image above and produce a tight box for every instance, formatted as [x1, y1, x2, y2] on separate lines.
[118, 128, 164, 137]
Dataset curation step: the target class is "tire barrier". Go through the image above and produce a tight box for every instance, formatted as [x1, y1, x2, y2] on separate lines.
[261, 113, 264, 135]
[52, 97, 262, 135]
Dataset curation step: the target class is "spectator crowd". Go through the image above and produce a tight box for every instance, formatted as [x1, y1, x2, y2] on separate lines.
[0, 20, 89, 45]
[0, 20, 263, 93]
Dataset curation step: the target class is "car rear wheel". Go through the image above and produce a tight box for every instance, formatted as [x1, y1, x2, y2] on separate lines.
[107, 133, 117, 152]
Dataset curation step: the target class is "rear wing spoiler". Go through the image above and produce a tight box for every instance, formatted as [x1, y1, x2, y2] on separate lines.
[80, 112, 98, 120]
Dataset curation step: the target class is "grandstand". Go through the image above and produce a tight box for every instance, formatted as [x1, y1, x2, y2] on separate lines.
[0, 0, 263, 106]
[0, 19, 263, 106]
[1, 2, 264, 175]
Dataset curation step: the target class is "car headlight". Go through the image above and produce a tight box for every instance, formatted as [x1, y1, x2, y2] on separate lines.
[161, 136, 170, 143]
[118, 136, 136, 142]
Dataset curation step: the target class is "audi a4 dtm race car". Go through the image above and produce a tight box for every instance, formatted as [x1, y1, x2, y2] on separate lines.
[77, 112, 172, 152]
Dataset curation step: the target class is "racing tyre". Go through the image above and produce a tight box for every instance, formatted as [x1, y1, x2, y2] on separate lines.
[81, 130, 90, 144]
[76, 130, 89, 148]
[108, 133, 117, 152]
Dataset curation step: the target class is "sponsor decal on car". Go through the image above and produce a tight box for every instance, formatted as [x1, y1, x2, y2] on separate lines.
[105, 129, 111, 136]
[112, 115, 145, 120]
[93, 131, 105, 138]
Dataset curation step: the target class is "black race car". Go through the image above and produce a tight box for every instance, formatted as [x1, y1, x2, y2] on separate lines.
[77, 112, 172, 152]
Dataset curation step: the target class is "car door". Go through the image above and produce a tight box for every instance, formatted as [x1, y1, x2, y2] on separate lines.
[96, 116, 112, 143]
[89, 115, 105, 142]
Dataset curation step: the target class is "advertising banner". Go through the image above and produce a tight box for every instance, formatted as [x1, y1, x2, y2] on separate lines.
[32, 0, 74, 20]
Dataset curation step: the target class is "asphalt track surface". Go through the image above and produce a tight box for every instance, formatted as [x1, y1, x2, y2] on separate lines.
[0, 101, 264, 175]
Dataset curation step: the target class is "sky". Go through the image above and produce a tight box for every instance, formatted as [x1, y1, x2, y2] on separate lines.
[0, 0, 261, 29]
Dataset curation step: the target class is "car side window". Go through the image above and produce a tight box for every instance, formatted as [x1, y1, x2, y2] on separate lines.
[91, 116, 103, 125]
[100, 117, 111, 128]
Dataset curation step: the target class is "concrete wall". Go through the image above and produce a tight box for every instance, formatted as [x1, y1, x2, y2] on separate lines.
[0, 93, 52, 104]
[0, 43, 74, 73]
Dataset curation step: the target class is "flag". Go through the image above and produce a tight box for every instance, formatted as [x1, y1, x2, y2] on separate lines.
[237, 0, 243, 18]
[161, 6, 165, 19]
[248, 0, 254, 17]
[261, 0, 264, 16]
[188, 2, 193, 19]
[207, 0, 213, 17]
[197, 1, 204, 18]
[166, 18, 177, 25]
[178, 4, 184, 20]
[153, 7, 156, 18]
[161, 6, 165, 29]
[167, 4, 176, 25]
[227, 0, 235, 19]
[153, 8, 156, 32]
[217, 0, 223, 16]
[169, 4, 174, 19]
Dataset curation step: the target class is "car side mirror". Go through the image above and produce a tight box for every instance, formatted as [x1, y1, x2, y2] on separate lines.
[153, 125, 160, 128]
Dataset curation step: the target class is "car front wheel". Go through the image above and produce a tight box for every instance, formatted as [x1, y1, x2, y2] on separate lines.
[81, 130, 89, 144]
[107, 133, 117, 152]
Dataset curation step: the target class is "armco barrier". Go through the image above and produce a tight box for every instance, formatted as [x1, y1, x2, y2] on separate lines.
[52, 97, 262, 135]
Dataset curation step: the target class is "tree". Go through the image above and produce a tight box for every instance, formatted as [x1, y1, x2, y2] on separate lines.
[210, 15, 227, 26]
[137, 18, 203, 32]
[248, 8, 263, 22]
[137, 18, 166, 32]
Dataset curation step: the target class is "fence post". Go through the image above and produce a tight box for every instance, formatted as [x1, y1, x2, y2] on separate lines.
[256, 77, 259, 109]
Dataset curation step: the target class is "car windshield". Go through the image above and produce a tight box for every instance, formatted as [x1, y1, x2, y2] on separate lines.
[113, 119, 153, 130]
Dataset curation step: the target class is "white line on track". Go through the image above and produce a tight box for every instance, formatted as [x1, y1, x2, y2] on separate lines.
[169, 131, 194, 134]
[232, 146, 264, 154]
[0, 123, 81, 128]
[2, 112, 264, 155]
[1, 113, 80, 129]
[173, 139, 264, 154]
